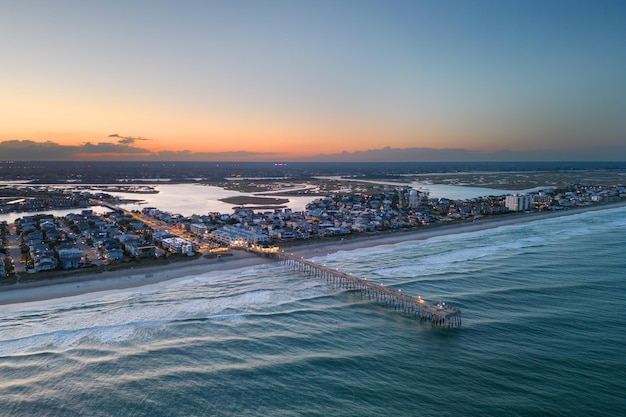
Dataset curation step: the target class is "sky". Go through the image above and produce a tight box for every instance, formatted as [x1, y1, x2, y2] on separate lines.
[1, 0, 625, 161]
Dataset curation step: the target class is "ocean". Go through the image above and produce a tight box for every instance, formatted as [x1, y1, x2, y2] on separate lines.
[1, 206, 625, 416]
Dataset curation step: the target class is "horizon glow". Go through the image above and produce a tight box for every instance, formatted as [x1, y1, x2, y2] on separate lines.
[1, 1, 625, 161]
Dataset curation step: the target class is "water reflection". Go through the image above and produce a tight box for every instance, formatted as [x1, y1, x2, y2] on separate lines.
[0, 183, 319, 222]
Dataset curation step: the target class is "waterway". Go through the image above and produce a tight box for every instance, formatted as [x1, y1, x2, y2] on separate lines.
[1, 178, 553, 223]
[0, 183, 318, 222]
[315, 176, 549, 200]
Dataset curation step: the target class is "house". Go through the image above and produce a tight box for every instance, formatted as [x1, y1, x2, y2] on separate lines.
[104, 244, 124, 261]
[131, 221, 150, 234]
[34, 256, 56, 272]
[57, 248, 85, 269]
[97, 238, 124, 261]
[122, 238, 156, 258]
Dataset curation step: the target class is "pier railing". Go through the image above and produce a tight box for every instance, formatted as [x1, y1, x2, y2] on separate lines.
[270, 250, 461, 328]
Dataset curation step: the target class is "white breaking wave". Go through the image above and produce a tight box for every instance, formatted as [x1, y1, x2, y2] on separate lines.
[318, 228, 546, 281]
[2, 206, 624, 356]
[0, 264, 329, 355]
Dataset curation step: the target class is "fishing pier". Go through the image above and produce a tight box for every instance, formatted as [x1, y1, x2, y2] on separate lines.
[271, 251, 461, 328]
[99, 201, 460, 327]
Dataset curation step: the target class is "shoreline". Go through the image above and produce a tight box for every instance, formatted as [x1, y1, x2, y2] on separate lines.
[1, 201, 625, 307]
[284, 201, 626, 256]
[0, 251, 273, 307]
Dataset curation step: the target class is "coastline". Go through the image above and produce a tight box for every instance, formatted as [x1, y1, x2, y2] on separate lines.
[285, 200, 626, 256]
[1, 201, 625, 307]
[0, 251, 273, 307]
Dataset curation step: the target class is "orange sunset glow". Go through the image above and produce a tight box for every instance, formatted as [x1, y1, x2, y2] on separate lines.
[1, 2, 625, 161]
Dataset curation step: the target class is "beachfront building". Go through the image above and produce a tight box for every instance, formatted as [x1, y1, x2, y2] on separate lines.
[211, 229, 245, 247]
[57, 248, 86, 269]
[94, 237, 124, 262]
[408, 189, 419, 208]
[249, 241, 279, 253]
[161, 237, 195, 256]
[211, 225, 269, 247]
[533, 193, 553, 210]
[104, 243, 124, 261]
[34, 254, 56, 272]
[27, 241, 57, 272]
[128, 242, 156, 258]
[505, 194, 532, 212]
[117, 235, 156, 258]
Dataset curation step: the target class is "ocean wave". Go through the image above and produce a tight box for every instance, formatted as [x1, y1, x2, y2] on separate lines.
[370, 234, 545, 280]
[160, 263, 276, 290]
[607, 217, 626, 227]
[553, 227, 591, 237]
[0, 268, 333, 355]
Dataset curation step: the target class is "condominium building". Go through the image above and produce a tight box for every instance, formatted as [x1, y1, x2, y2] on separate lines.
[505, 194, 532, 211]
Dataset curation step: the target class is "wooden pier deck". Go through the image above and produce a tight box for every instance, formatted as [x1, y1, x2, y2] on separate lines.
[271, 251, 461, 328]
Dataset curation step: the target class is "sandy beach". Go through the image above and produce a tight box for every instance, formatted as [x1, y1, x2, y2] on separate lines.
[1, 201, 624, 307]
[0, 252, 273, 307]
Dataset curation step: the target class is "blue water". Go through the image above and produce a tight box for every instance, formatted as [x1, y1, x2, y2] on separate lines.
[1, 207, 625, 416]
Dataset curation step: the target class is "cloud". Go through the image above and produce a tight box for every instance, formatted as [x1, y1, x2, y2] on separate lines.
[108, 134, 151, 145]
[151, 150, 280, 161]
[303, 147, 483, 162]
[0, 139, 151, 160]
[0, 139, 278, 161]
[302, 146, 626, 162]
[0, 140, 81, 160]
[79, 141, 151, 154]
[1, 140, 624, 162]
